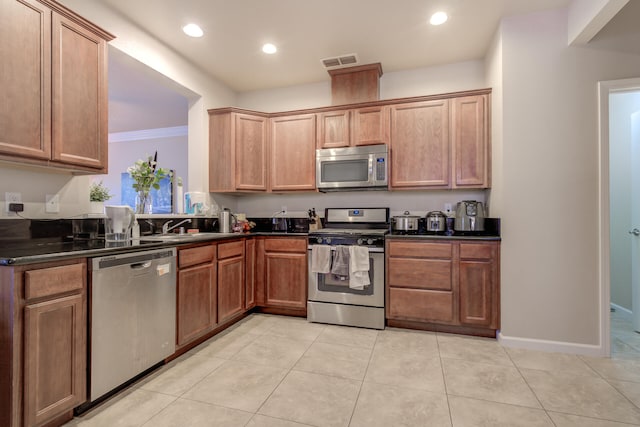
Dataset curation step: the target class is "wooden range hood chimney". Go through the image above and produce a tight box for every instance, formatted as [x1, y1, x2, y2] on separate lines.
[328, 63, 383, 105]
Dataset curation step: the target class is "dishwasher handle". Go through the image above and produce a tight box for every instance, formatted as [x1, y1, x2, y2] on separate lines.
[92, 248, 176, 270]
[130, 261, 152, 270]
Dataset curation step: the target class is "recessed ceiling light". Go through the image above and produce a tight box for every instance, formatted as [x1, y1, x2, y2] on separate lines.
[262, 43, 277, 54]
[182, 23, 203, 38]
[430, 11, 448, 26]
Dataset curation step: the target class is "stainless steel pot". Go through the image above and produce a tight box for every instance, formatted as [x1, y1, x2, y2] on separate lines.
[392, 211, 420, 232]
[425, 211, 446, 232]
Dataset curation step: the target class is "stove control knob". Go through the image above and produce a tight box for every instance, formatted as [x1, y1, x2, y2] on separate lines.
[316, 237, 322, 244]
[357, 238, 364, 245]
[325, 237, 332, 244]
[367, 238, 375, 245]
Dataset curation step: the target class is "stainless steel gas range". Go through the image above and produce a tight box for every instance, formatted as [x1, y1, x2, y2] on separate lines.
[307, 208, 389, 329]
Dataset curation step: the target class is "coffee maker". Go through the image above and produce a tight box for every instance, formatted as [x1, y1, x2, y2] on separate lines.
[454, 201, 485, 232]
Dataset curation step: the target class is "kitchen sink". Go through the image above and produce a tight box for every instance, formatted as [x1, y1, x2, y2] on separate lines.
[139, 232, 234, 242]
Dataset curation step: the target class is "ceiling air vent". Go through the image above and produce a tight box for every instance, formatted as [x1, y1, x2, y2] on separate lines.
[321, 53, 359, 69]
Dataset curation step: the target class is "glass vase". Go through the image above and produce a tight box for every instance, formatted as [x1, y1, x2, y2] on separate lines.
[135, 191, 152, 214]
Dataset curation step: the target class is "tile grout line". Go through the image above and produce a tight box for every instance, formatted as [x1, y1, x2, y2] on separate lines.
[346, 327, 380, 427]
[435, 332, 455, 427]
[501, 348, 558, 427]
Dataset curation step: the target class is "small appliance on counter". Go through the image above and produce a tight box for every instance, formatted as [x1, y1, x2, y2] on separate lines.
[104, 205, 135, 244]
[454, 200, 486, 232]
[425, 211, 447, 232]
[391, 211, 420, 233]
[218, 208, 237, 233]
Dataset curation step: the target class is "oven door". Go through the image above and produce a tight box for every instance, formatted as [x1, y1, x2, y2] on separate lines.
[307, 246, 384, 308]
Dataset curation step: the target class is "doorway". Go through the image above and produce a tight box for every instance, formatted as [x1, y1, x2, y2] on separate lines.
[599, 77, 640, 358]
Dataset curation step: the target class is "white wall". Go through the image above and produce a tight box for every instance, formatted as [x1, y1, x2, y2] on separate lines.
[497, 8, 640, 348]
[609, 92, 640, 310]
[485, 28, 504, 218]
[237, 60, 487, 113]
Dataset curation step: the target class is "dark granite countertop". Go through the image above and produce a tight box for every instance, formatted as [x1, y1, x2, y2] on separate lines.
[0, 232, 311, 266]
[386, 234, 501, 242]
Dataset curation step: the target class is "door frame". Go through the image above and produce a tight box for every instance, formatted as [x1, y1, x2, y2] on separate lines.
[598, 77, 640, 357]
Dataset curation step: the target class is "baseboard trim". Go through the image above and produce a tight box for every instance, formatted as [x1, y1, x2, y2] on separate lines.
[498, 332, 606, 357]
[610, 302, 632, 315]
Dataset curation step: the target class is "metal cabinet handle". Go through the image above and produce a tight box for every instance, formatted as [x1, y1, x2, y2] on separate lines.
[629, 228, 640, 236]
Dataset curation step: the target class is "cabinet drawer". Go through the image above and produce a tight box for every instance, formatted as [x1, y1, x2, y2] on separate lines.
[388, 287, 453, 323]
[25, 263, 85, 300]
[179, 244, 216, 268]
[218, 240, 245, 259]
[387, 258, 452, 290]
[264, 237, 307, 253]
[388, 241, 452, 259]
[460, 243, 495, 260]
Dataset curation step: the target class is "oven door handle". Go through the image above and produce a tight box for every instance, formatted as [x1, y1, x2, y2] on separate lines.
[307, 245, 384, 254]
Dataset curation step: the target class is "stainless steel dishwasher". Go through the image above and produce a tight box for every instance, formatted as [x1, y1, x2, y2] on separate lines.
[90, 247, 176, 402]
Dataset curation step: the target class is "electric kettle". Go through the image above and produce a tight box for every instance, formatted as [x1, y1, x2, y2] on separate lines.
[104, 205, 135, 241]
[454, 201, 485, 232]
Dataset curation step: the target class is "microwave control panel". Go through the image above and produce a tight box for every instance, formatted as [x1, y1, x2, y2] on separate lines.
[375, 157, 386, 180]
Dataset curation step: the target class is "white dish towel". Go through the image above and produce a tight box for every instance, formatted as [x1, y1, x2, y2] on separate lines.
[311, 245, 331, 274]
[348, 246, 370, 290]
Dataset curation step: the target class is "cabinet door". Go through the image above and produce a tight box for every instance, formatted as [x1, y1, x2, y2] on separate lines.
[218, 256, 245, 324]
[245, 239, 256, 310]
[317, 110, 350, 148]
[352, 106, 389, 146]
[390, 100, 449, 188]
[24, 294, 86, 427]
[0, 0, 51, 160]
[177, 262, 217, 347]
[264, 252, 307, 309]
[270, 114, 316, 191]
[235, 113, 268, 191]
[452, 95, 489, 188]
[459, 243, 498, 328]
[51, 13, 108, 170]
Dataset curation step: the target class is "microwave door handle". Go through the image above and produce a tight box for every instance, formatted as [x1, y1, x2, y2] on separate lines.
[368, 156, 374, 184]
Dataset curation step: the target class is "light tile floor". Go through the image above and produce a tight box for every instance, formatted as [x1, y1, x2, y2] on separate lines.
[65, 313, 640, 427]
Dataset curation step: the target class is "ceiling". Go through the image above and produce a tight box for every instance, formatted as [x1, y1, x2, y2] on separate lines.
[99, 0, 577, 93]
[94, 0, 640, 133]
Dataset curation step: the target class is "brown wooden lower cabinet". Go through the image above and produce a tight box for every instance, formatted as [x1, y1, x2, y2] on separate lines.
[256, 236, 308, 313]
[386, 239, 499, 336]
[245, 238, 256, 310]
[217, 240, 245, 324]
[0, 258, 87, 427]
[176, 244, 217, 348]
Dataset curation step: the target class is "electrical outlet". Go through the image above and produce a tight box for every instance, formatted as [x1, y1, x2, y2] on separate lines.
[281, 206, 287, 214]
[444, 203, 453, 214]
[5, 192, 21, 213]
[45, 194, 60, 213]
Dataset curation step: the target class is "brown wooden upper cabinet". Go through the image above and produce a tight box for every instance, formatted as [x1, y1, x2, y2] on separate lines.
[317, 105, 389, 149]
[270, 114, 316, 191]
[390, 93, 490, 190]
[451, 94, 490, 188]
[0, 0, 113, 173]
[390, 99, 450, 189]
[209, 110, 269, 192]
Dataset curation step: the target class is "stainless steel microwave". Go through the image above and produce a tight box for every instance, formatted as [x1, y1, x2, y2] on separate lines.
[316, 144, 388, 191]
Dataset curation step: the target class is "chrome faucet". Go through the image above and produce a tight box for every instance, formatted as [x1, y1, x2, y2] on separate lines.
[162, 218, 192, 234]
